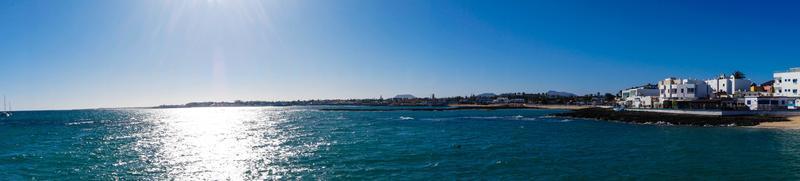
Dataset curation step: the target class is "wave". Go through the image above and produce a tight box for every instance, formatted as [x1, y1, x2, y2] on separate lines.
[420, 118, 457, 121]
[396, 115, 548, 122]
[465, 116, 541, 121]
[66, 120, 94, 126]
[511, 115, 538, 121]
[642, 121, 673, 126]
[415, 115, 542, 121]
[463, 116, 504, 120]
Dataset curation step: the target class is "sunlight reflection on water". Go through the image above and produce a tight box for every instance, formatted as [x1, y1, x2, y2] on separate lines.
[130, 107, 320, 180]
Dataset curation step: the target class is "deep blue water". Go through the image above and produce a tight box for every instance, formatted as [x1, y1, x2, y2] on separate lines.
[1, 106, 800, 180]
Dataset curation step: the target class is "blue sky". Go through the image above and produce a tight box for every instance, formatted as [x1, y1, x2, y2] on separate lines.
[1, 0, 799, 110]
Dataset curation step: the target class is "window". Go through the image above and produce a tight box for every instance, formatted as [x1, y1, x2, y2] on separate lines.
[687, 88, 695, 93]
[794, 89, 798, 94]
[758, 100, 770, 104]
[747, 100, 752, 105]
[779, 89, 783, 93]
[680, 89, 684, 93]
[794, 79, 798, 83]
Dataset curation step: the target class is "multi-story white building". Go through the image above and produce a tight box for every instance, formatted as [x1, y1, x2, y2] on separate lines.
[620, 84, 659, 108]
[658, 77, 711, 101]
[704, 74, 753, 98]
[774, 68, 800, 97]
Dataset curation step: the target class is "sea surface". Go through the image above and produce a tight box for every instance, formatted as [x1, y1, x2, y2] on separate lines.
[1, 106, 800, 180]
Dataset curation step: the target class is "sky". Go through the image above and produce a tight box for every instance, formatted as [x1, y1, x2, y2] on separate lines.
[1, 0, 800, 110]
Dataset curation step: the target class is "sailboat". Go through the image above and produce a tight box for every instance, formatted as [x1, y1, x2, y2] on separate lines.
[1, 96, 11, 118]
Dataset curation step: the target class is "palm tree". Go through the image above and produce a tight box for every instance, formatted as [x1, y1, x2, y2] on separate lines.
[732, 71, 746, 79]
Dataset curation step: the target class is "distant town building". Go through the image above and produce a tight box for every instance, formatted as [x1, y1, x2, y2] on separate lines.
[393, 94, 417, 99]
[476, 93, 496, 104]
[545, 90, 577, 98]
[620, 84, 659, 108]
[492, 97, 510, 104]
[761, 80, 775, 94]
[704, 74, 753, 98]
[658, 77, 711, 101]
[749, 83, 759, 92]
[509, 98, 526, 103]
[743, 96, 797, 111]
[773, 68, 800, 97]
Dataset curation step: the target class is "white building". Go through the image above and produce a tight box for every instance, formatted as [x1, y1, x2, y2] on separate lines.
[774, 68, 800, 97]
[620, 84, 659, 108]
[704, 74, 753, 98]
[658, 77, 711, 101]
[743, 96, 799, 110]
[492, 97, 510, 104]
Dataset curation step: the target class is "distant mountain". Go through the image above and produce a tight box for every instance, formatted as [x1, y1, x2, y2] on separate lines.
[546, 90, 577, 97]
[393, 94, 417, 99]
[477, 93, 497, 97]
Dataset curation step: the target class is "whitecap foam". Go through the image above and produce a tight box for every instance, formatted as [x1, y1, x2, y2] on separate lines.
[66, 121, 94, 126]
[420, 118, 456, 121]
[511, 116, 538, 121]
[463, 116, 503, 120]
[399, 116, 414, 120]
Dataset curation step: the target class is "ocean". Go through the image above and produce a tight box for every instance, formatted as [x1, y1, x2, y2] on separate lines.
[1, 106, 799, 180]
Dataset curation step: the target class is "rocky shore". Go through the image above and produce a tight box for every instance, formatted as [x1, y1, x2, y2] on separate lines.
[554, 108, 788, 126]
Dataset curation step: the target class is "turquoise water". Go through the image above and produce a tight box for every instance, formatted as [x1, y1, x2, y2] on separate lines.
[1, 107, 800, 180]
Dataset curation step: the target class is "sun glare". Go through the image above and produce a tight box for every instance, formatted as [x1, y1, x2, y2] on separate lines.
[135, 107, 312, 179]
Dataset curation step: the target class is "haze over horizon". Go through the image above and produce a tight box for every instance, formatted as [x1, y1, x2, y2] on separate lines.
[2, 0, 800, 110]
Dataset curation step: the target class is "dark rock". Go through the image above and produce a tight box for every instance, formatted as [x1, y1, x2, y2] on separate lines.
[553, 108, 788, 126]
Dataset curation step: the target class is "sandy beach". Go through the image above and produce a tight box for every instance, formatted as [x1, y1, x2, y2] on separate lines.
[753, 115, 800, 129]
